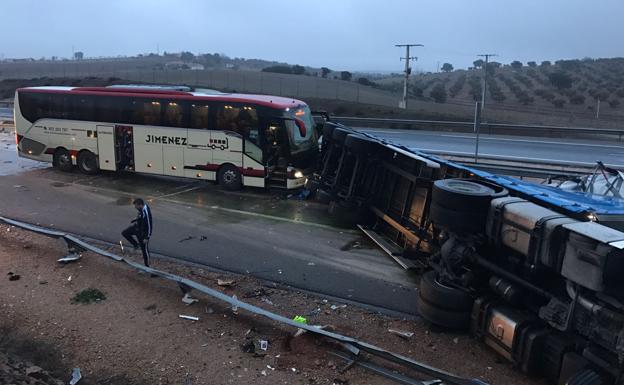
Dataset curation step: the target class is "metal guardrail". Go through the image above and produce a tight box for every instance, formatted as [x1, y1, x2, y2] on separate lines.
[333, 116, 624, 141]
[0, 214, 488, 385]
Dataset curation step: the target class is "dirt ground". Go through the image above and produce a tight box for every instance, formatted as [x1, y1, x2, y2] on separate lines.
[0, 223, 543, 385]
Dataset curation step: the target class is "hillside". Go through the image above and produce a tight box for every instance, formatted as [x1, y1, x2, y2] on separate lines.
[376, 58, 624, 122]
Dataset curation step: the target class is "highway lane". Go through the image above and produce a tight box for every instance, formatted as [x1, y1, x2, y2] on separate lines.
[358, 128, 624, 168]
[0, 132, 418, 316]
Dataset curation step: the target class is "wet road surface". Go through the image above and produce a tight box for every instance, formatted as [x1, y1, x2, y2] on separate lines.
[0, 132, 418, 315]
[359, 128, 624, 167]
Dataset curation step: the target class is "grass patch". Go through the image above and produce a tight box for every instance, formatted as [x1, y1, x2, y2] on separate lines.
[71, 288, 106, 304]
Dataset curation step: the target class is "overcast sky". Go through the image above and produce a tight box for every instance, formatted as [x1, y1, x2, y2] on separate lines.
[3, 0, 623, 72]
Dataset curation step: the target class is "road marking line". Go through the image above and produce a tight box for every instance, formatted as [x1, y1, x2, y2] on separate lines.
[155, 185, 202, 199]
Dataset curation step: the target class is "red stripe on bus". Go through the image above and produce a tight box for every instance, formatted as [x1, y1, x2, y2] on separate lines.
[17, 87, 304, 110]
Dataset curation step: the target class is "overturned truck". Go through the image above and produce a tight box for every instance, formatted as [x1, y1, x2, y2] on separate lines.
[307, 122, 624, 385]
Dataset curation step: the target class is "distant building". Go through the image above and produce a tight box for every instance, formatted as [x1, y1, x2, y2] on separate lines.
[74, 51, 84, 60]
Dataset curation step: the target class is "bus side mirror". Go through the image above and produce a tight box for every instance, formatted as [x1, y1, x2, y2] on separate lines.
[295, 119, 306, 137]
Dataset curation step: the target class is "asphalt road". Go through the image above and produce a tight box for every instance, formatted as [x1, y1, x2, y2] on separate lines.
[0, 132, 418, 316]
[359, 128, 624, 168]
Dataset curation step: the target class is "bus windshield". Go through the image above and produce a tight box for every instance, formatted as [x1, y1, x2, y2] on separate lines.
[285, 105, 318, 153]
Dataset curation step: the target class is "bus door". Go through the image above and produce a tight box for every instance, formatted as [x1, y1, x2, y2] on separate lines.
[95, 125, 117, 171]
[113, 125, 135, 172]
[185, 103, 213, 179]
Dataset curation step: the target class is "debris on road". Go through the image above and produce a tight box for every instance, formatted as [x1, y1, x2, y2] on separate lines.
[231, 295, 239, 313]
[293, 315, 307, 324]
[57, 253, 82, 263]
[181, 293, 199, 305]
[178, 315, 199, 321]
[260, 297, 274, 306]
[8, 272, 20, 281]
[178, 236, 195, 243]
[69, 367, 82, 385]
[259, 340, 268, 351]
[330, 304, 347, 311]
[216, 278, 234, 287]
[388, 328, 414, 339]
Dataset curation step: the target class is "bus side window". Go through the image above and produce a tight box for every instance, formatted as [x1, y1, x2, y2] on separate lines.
[162, 101, 186, 128]
[190, 104, 210, 129]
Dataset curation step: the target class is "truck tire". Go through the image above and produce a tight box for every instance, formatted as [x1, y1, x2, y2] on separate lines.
[53, 148, 73, 172]
[429, 202, 488, 233]
[419, 271, 473, 312]
[218, 164, 242, 191]
[432, 179, 498, 212]
[417, 294, 471, 330]
[77, 151, 99, 175]
[564, 370, 602, 385]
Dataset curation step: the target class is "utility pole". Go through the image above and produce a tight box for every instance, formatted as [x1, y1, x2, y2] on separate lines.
[477, 53, 497, 111]
[395, 44, 423, 109]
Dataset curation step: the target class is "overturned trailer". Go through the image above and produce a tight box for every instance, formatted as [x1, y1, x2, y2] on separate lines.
[307, 122, 624, 385]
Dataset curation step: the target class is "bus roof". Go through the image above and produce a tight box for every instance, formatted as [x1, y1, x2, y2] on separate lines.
[17, 86, 307, 110]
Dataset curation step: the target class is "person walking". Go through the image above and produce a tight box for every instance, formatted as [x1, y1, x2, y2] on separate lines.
[122, 198, 153, 267]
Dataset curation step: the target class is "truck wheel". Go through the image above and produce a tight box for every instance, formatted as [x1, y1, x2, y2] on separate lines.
[419, 271, 473, 312]
[429, 202, 488, 233]
[432, 179, 499, 212]
[53, 148, 73, 172]
[77, 151, 99, 175]
[218, 164, 242, 191]
[564, 369, 602, 385]
[417, 294, 471, 330]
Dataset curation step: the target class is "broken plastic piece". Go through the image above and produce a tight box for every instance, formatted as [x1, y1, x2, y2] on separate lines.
[58, 253, 82, 263]
[69, 367, 82, 385]
[179, 314, 199, 321]
[293, 315, 308, 324]
[182, 293, 199, 305]
[232, 295, 239, 312]
[388, 328, 414, 339]
[259, 340, 268, 351]
[217, 278, 235, 286]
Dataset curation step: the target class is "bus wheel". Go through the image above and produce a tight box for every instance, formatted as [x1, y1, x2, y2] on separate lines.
[77, 151, 99, 175]
[218, 164, 242, 191]
[53, 148, 73, 172]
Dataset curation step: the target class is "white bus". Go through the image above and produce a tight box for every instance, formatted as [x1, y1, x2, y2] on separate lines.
[14, 86, 319, 190]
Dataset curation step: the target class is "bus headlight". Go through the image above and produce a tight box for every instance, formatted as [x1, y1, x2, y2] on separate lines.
[294, 170, 304, 179]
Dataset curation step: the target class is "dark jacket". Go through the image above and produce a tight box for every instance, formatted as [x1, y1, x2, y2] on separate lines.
[133, 204, 153, 239]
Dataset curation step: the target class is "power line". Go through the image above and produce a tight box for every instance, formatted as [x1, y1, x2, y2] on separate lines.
[477, 53, 497, 111]
[395, 44, 423, 109]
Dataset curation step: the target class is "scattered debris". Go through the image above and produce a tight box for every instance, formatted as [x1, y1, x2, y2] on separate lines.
[266, 365, 275, 371]
[25, 365, 42, 376]
[67, 275, 72, 282]
[242, 287, 267, 298]
[241, 340, 255, 354]
[259, 340, 268, 351]
[453, 337, 459, 344]
[58, 253, 82, 263]
[217, 278, 235, 287]
[178, 236, 195, 243]
[260, 297, 274, 306]
[388, 328, 414, 339]
[330, 304, 347, 311]
[293, 328, 306, 338]
[38, 280, 48, 285]
[231, 295, 239, 313]
[8, 272, 20, 281]
[199, 235, 207, 241]
[144, 304, 157, 311]
[293, 315, 307, 324]
[182, 293, 199, 305]
[307, 262, 316, 266]
[72, 288, 106, 304]
[69, 367, 82, 385]
[179, 315, 199, 321]
[205, 306, 214, 314]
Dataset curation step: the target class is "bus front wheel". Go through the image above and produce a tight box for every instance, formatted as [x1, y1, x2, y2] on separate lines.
[218, 164, 242, 191]
[53, 148, 73, 172]
[77, 151, 99, 175]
